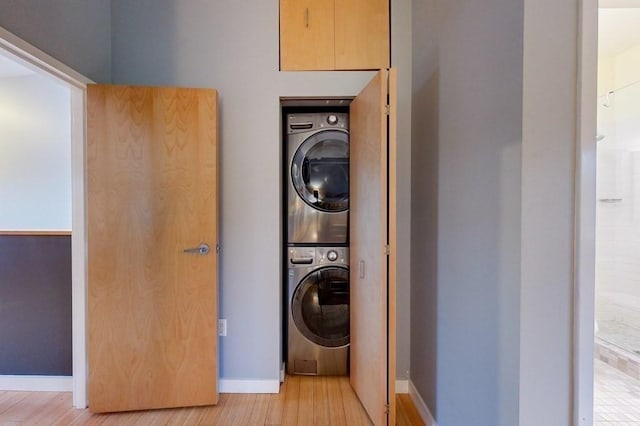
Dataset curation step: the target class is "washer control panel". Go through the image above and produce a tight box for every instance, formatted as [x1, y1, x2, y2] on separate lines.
[317, 247, 348, 266]
[326, 250, 338, 261]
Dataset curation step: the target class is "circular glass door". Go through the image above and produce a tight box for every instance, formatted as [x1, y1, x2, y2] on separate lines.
[291, 130, 349, 212]
[292, 266, 350, 348]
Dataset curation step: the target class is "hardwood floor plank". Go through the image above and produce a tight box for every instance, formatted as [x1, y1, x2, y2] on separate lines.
[0, 391, 30, 416]
[99, 411, 145, 425]
[24, 392, 72, 424]
[0, 375, 424, 425]
[281, 375, 301, 425]
[197, 392, 228, 424]
[53, 407, 103, 426]
[0, 391, 57, 422]
[247, 393, 271, 425]
[326, 376, 347, 426]
[297, 375, 314, 425]
[396, 394, 425, 426]
[265, 379, 287, 425]
[132, 408, 175, 425]
[313, 376, 330, 426]
[217, 393, 255, 425]
[340, 377, 372, 425]
[166, 405, 209, 425]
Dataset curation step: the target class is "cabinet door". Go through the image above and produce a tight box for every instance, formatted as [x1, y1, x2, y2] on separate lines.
[350, 69, 397, 425]
[280, 0, 335, 71]
[335, 0, 390, 70]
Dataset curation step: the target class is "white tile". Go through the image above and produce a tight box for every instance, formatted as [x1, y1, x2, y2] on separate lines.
[594, 358, 640, 425]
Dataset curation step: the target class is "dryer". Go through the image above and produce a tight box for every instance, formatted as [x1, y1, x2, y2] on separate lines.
[287, 246, 349, 375]
[287, 113, 349, 245]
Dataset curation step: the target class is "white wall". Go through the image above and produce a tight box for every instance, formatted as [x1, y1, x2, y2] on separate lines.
[110, 0, 412, 384]
[598, 54, 615, 97]
[599, 43, 640, 94]
[0, 74, 71, 230]
[613, 44, 640, 89]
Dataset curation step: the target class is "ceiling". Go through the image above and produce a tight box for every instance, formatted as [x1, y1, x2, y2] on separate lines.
[599, 8, 640, 57]
[0, 52, 34, 79]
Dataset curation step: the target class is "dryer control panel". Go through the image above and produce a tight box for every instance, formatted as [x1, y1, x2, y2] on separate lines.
[287, 113, 349, 134]
[288, 247, 349, 268]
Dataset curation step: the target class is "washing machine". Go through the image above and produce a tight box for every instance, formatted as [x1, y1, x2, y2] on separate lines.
[287, 246, 349, 375]
[287, 113, 349, 245]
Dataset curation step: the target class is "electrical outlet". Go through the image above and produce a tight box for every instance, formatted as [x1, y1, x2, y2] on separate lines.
[218, 319, 227, 336]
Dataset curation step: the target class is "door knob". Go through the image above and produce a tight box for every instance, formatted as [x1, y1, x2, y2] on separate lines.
[183, 243, 210, 255]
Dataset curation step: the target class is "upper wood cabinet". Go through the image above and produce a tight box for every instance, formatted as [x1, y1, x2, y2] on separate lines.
[280, 0, 389, 71]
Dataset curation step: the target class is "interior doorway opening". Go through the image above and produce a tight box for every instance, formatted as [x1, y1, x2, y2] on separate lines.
[0, 26, 90, 408]
[592, 5, 640, 424]
[279, 68, 397, 425]
[280, 98, 352, 379]
[0, 49, 73, 381]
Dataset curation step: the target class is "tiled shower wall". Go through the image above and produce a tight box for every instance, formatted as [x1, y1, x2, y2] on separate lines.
[595, 84, 640, 357]
[595, 339, 640, 381]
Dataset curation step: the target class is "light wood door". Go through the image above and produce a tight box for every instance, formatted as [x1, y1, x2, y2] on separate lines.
[280, 0, 335, 70]
[87, 85, 219, 413]
[335, 0, 390, 70]
[349, 68, 397, 425]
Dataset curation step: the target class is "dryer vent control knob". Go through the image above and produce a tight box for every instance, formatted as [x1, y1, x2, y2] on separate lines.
[327, 250, 339, 262]
[327, 115, 339, 125]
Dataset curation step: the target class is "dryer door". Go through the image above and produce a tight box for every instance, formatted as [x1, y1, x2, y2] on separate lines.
[291, 130, 349, 212]
[292, 266, 350, 348]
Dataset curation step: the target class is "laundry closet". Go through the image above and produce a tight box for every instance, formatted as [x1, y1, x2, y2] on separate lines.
[283, 105, 351, 377]
[279, 2, 397, 423]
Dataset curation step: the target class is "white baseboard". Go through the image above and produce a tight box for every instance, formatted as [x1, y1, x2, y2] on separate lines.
[0, 375, 73, 392]
[409, 380, 437, 426]
[219, 379, 280, 394]
[396, 380, 409, 394]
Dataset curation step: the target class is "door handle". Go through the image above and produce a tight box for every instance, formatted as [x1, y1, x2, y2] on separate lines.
[183, 243, 210, 256]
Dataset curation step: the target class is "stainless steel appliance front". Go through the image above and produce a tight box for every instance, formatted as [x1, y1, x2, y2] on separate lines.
[287, 246, 349, 376]
[287, 113, 349, 244]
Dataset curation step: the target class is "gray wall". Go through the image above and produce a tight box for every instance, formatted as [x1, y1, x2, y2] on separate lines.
[411, 0, 582, 425]
[411, 1, 523, 425]
[0, 236, 72, 376]
[392, 0, 413, 385]
[519, 0, 578, 424]
[110, 0, 412, 383]
[0, 0, 111, 82]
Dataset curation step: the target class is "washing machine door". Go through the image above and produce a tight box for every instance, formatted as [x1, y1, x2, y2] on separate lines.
[291, 130, 349, 212]
[292, 266, 350, 348]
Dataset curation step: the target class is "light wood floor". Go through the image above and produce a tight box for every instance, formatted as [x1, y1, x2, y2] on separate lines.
[0, 375, 424, 425]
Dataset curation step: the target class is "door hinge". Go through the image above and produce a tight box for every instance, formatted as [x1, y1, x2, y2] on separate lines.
[384, 403, 390, 414]
[216, 243, 221, 253]
[385, 104, 390, 116]
[384, 244, 390, 256]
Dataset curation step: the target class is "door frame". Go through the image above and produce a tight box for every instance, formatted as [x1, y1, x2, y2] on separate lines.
[0, 26, 91, 408]
[574, 0, 597, 425]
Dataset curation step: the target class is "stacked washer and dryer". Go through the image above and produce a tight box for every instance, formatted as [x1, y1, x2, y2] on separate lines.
[285, 112, 350, 376]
